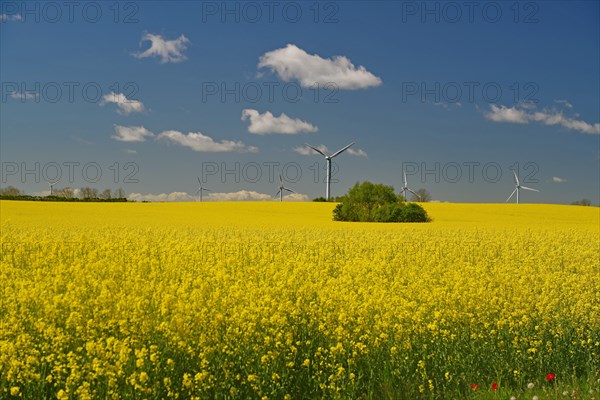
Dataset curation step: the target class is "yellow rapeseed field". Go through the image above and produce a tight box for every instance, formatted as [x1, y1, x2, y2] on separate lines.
[1, 201, 598, 399]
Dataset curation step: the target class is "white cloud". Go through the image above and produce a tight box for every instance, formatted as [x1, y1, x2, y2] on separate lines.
[347, 148, 368, 157]
[552, 176, 567, 183]
[132, 33, 190, 63]
[258, 44, 382, 90]
[100, 92, 145, 115]
[111, 125, 154, 142]
[206, 190, 309, 202]
[128, 192, 192, 202]
[0, 14, 22, 22]
[554, 99, 573, 108]
[281, 193, 310, 201]
[241, 109, 318, 135]
[207, 190, 272, 201]
[157, 130, 258, 153]
[293, 144, 367, 157]
[485, 104, 529, 123]
[10, 91, 36, 101]
[433, 102, 462, 110]
[485, 104, 600, 134]
[31, 190, 51, 197]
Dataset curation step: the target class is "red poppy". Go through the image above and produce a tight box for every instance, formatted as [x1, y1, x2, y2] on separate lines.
[471, 384, 479, 390]
[546, 373, 556, 382]
[491, 382, 498, 391]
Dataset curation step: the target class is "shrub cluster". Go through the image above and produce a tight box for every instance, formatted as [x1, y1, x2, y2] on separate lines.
[333, 181, 430, 222]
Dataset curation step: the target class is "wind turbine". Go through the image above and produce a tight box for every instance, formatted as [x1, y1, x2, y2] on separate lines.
[274, 174, 295, 202]
[196, 177, 211, 202]
[305, 142, 354, 200]
[506, 170, 539, 204]
[400, 172, 419, 201]
[47, 181, 57, 196]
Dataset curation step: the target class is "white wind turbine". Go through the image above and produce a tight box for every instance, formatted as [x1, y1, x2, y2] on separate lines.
[506, 170, 539, 204]
[47, 180, 58, 196]
[274, 174, 295, 202]
[305, 142, 354, 200]
[196, 177, 211, 202]
[400, 172, 419, 201]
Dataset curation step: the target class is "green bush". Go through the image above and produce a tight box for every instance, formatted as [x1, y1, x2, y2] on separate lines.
[333, 182, 429, 223]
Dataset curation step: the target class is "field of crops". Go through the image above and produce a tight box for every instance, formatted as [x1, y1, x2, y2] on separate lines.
[1, 201, 598, 399]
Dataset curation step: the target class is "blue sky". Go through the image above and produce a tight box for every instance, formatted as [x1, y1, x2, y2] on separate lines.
[1, 1, 599, 203]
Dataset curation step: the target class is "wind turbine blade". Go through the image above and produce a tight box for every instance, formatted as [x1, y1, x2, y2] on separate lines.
[506, 188, 517, 202]
[403, 172, 408, 187]
[513, 170, 519, 186]
[520, 186, 539, 192]
[279, 174, 283, 184]
[305, 143, 327, 157]
[197, 177, 202, 184]
[196, 189, 201, 194]
[273, 190, 281, 199]
[330, 142, 355, 158]
[408, 189, 420, 200]
[283, 188, 295, 193]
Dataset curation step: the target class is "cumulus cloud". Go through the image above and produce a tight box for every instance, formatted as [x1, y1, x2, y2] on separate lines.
[281, 193, 310, 201]
[293, 144, 367, 157]
[433, 101, 462, 110]
[207, 190, 272, 201]
[128, 192, 192, 202]
[132, 33, 190, 63]
[347, 148, 368, 157]
[552, 176, 567, 183]
[258, 44, 382, 90]
[485, 104, 529, 124]
[10, 91, 36, 101]
[241, 109, 318, 135]
[111, 125, 154, 142]
[0, 14, 22, 22]
[126, 190, 308, 202]
[206, 190, 309, 202]
[157, 130, 258, 153]
[100, 92, 145, 115]
[485, 104, 600, 134]
[554, 99, 573, 108]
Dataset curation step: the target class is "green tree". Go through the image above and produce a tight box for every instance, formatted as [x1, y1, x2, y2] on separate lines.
[571, 198, 591, 206]
[0, 186, 23, 196]
[333, 182, 429, 223]
[414, 188, 432, 202]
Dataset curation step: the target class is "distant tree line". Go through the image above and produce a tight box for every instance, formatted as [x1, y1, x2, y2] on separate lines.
[0, 186, 128, 202]
[570, 198, 592, 206]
